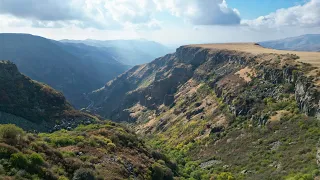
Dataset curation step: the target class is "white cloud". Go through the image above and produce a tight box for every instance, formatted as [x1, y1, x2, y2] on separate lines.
[154, 0, 241, 25]
[105, 0, 156, 24]
[242, 0, 320, 28]
[0, 0, 155, 30]
[0, 0, 81, 21]
[0, 0, 241, 30]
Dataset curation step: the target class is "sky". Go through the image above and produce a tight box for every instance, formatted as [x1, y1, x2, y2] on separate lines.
[0, 0, 319, 46]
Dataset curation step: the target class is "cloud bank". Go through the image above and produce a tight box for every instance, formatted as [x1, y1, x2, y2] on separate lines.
[0, 0, 319, 31]
[154, 0, 241, 25]
[242, 0, 320, 28]
[0, 0, 242, 29]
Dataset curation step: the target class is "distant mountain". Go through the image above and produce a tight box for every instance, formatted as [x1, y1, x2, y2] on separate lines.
[61, 39, 174, 65]
[0, 60, 96, 131]
[0, 33, 128, 108]
[259, 34, 320, 52]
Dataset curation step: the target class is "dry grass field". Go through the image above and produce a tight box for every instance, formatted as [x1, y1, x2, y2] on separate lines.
[188, 43, 320, 68]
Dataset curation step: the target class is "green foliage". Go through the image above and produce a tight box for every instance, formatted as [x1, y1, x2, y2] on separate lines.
[0, 143, 19, 158]
[285, 173, 313, 180]
[215, 172, 235, 180]
[72, 168, 96, 180]
[29, 153, 45, 166]
[0, 123, 155, 179]
[151, 162, 174, 180]
[10, 152, 29, 169]
[0, 124, 25, 145]
[107, 142, 116, 152]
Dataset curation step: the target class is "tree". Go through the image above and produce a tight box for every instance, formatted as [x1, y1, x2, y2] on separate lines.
[0, 124, 25, 145]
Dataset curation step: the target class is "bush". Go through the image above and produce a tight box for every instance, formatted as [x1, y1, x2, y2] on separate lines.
[29, 153, 45, 166]
[0, 124, 25, 145]
[151, 162, 173, 180]
[152, 163, 164, 180]
[10, 152, 28, 169]
[0, 143, 19, 158]
[58, 176, 69, 180]
[72, 168, 96, 180]
[107, 143, 116, 152]
[53, 136, 76, 147]
[212, 172, 235, 180]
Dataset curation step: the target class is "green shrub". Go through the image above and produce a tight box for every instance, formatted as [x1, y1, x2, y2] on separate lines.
[214, 172, 235, 180]
[58, 176, 69, 180]
[53, 136, 76, 147]
[72, 168, 96, 180]
[107, 143, 116, 152]
[10, 152, 28, 169]
[0, 164, 5, 174]
[151, 162, 173, 180]
[29, 153, 45, 166]
[0, 143, 19, 158]
[90, 135, 112, 146]
[285, 173, 313, 180]
[0, 124, 25, 145]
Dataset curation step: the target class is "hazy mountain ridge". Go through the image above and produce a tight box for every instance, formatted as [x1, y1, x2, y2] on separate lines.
[61, 39, 174, 66]
[260, 34, 320, 52]
[0, 33, 128, 108]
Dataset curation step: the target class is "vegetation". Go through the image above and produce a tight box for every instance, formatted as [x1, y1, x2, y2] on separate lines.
[0, 123, 175, 180]
[0, 61, 96, 131]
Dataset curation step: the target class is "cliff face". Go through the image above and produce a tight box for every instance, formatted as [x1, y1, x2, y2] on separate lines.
[0, 61, 96, 131]
[88, 45, 319, 122]
[88, 44, 320, 179]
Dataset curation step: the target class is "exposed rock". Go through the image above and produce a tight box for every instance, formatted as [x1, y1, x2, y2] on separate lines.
[200, 160, 222, 169]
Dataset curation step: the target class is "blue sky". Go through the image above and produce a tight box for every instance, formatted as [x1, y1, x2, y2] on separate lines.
[0, 0, 319, 45]
[228, 0, 306, 19]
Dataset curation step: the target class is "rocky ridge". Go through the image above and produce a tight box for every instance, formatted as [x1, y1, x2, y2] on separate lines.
[87, 43, 320, 179]
[88, 44, 320, 122]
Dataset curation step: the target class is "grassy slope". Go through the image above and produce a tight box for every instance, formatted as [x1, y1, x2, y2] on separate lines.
[144, 84, 320, 179]
[0, 122, 177, 180]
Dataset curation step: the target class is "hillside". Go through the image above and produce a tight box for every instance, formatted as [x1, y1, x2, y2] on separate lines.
[61, 39, 174, 66]
[0, 123, 176, 180]
[0, 61, 176, 180]
[87, 43, 320, 179]
[0, 61, 97, 132]
[0, 33, 128, 108]
[260, 34, 320, 52]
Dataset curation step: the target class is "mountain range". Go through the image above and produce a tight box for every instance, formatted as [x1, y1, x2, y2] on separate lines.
[259, 34, 320, 52]
[61, 39, 174, 66]
[0, 34, 171, 108]
[1, 33, 320, 179]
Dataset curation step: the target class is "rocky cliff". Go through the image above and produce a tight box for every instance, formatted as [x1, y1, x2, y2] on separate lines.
[88, 43, 320, 179]
[88, 44, 320, 122]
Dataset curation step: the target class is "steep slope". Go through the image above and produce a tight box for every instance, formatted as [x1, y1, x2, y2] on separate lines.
[260, 34, 320, 52]
[0, 61, 96, 132]
[61, 39, 174, 65]
[0, 123, 176, 180]
[0, 33, 128, 108]
[88, 43, 320, 179]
